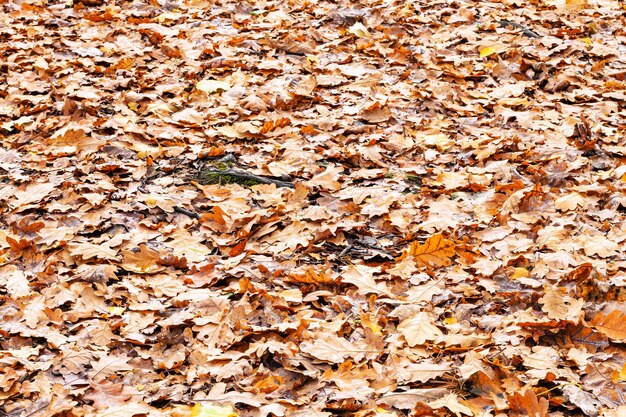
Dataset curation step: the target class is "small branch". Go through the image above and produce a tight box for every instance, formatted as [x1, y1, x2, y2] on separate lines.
[174, 206, 200, 219]
[498, 20, 540, 38]
[200, 168, 295, 189]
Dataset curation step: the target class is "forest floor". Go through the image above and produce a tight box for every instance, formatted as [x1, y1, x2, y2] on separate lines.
[1, 0, 626, 416]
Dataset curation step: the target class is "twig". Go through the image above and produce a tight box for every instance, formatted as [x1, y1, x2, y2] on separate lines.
[201, 168, 295, 189]
[498, 20, 540, 38]
[174, 206, 200, 219]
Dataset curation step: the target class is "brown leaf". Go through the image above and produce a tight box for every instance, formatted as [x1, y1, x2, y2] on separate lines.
[589, 310, 626, 342]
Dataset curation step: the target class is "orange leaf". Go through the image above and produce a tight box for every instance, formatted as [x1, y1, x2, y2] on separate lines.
[401, 234, 455, 268]
[252, 375, 284, 394]
[229, 239, 247, 257]
[508, 389, 549, 417]
[14, 218, 45, 234]
[589, 310, 626, 342]
[201, 206, 228, 231]
[6, 236, 32, 252]
[121, 245, 163, 273]
[288, 267, 335, 285]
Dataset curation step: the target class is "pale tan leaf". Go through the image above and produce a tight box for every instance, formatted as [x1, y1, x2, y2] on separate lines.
[300, 334, 359, 363]
[69, 242, 118, 261]
[582, 235, 618, 258]
[428, 393, 473, 416]
[87, 353, 134, 382]
[555, 192, 585, 211]
[340, 264, 395, 298]
[387, 355, 451, 383]
[538, 286, 584, 322]
[11, 182, 57, 208]
[397, 312, 443, 347]
[196, 79, 230, 94]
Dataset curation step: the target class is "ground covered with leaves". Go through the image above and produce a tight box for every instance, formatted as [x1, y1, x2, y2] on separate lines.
[1, 0, 626, 416]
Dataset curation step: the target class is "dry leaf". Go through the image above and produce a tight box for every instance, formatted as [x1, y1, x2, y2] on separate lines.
[300, 334, 360, 363]
[508, 389, 549, 417]
[397, 312, 443, 346]
[400, 234, 455, 268]
[196, 79, 231, 94]
[589, 310, 626, 342]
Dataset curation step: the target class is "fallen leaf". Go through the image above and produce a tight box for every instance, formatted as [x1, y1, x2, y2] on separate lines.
[397, 312, 443, 346]
[348, 22, 370, 38]
[589, 310, 626, 342]
[508, 389, 549, 417]
[69, 241, 118, 261]
[196, 79, 231, 94]
[400, 234, 455, 268]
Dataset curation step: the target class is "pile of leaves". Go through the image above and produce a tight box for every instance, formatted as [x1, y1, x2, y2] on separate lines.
[1, 0, 625, 416]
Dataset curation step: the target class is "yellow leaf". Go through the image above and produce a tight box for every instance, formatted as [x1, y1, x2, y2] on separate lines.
[360, 312, 383, 335]
[566, 0, 588, 10]
[443, 317, 457, 325]
[479, 44, 506, 57]
[191, 404, 238, 417]
[614, 363, 626, 382]
[511, 267, 529, 280]
[107, 307, 126, 315]
[401, 234, 455, 268]
[156, 12, 180, 23]
[421, 133, 452, 151]
[480, 46, 497, 57]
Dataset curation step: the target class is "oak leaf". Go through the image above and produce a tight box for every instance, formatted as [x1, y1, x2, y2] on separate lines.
[69, 241, 118, 260]
[87, 352, 134, 382]
[84, 380, 132, 409]
[93, 403, 157, 417]
[386, 355, 451, 384]
[340, 264, 395, 298]
[582, 234, 618, 258]
[300, 334, 360, 363]
[397, 312, 443, 347]
[508, 389, 549, 417]
[538, 286, 584, 322]
[400, 234, 455, 268]
[121, 244, 164, 273]
[196, 79, 230, 94]
[589, 310, 626, 342]
[428, 393, 473, 416]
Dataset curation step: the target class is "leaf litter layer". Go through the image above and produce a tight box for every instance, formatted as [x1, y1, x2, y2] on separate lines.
[1, 0, 626, 416]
